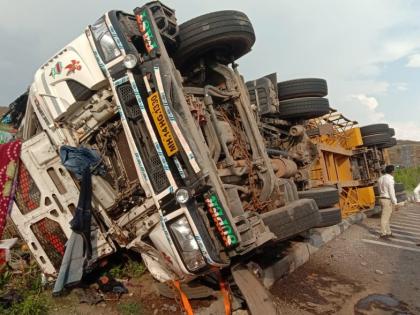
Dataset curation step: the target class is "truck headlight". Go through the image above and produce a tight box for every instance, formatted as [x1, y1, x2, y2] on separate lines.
[91, 17, 121, 63]
[175, 188, 190, 204]
[169, 216, 206, 271]
[123, 54, 138, 69]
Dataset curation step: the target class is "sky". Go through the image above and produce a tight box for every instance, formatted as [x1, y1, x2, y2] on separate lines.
[1, 0, 420, 140]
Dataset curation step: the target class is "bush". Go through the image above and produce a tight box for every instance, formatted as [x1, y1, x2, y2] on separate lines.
[6, 294, 49, 315]
[109, 260, 146, 279]
[395, 166, 420, 191]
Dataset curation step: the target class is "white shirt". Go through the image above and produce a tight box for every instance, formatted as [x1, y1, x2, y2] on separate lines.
[377, 173, 397, 204]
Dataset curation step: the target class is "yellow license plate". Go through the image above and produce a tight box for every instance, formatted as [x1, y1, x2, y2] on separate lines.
[147, 92, 179, 157]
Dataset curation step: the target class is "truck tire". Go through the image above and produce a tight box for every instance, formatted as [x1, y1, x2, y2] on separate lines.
[277, 97, 330, 120]
[396, 192, 407, 203]
[362, 133, 390, 146]
[261, 198, 320, 241]
[388, 128, 395, 137]
[298, 187, 339, 209]
[376, 137, 397, 149]
[316, 207, 342, 227]
[365, 205, 382, 217]
[360, 124, 389, 137]
[375, 183, 403, 196]
[394, 183, 405, 193]
[277, 78, 328, 101]
[175, 11, 255, 69]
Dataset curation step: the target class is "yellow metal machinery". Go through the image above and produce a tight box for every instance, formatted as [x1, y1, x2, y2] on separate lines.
[307, 111, 376, 217]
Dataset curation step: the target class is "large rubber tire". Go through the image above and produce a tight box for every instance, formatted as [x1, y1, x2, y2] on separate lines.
[298, 187, 339, 209]
[175, 11, 255, 69]
[362, 133, 390, 146]
[277, 78, 328, 101]
[397, 192, 407, 203]
[364, 205, 382, 217]
[316, 207, 342, 228]
[261, 199, 320, 241]
[360, 124, 389, 137]
[374, 183, 403, 196]
[277, 97, 330, 120]
[388, 128, 395, 137]
[376, 138, 397, 149]
[394, 183, 405, 193]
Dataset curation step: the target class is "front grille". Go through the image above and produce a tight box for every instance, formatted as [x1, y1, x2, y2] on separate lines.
[30, 218, 67, 270]
[116, 83, 169, 193]
[15, 162, 41, 214]
[118, 85, 142, 119]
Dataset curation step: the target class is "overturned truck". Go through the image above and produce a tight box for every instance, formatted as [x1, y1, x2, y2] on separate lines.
[5, 1, 334, 312]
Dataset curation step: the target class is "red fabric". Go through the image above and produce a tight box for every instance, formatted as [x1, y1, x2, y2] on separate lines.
[0, 140, 21, 238]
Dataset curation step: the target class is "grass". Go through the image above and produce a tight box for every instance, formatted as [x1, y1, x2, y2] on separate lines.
[5, 294, 49, 315]
[117, 302, 143, 315]
[0, 262, 49, 315]
[0, 251, 146, 314]
[109, 259, 146, 279]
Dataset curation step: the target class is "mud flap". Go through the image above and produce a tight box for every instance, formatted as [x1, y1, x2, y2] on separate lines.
[231, 264, 279, 315]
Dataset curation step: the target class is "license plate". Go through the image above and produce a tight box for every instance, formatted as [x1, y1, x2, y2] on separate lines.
[147, 92, 178, 157]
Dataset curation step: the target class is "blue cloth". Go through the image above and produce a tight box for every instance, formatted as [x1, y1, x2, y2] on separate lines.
[59, 146, 106, 180]
[52, 232, 85, 296]
[54, 145, 105, 295]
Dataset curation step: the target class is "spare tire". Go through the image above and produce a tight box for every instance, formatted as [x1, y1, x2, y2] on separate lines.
[261, 199, 320, 241]
[360, 124, 389, 137]
[298, 187, 339, 209]
[175, 11, 255, 69]
[277, 97, 330, 120]
[394, 183, 405, 193]
[375, 182, 404, 196]
[277, 78, 328, 101]
[316, 207, 342, 228]
[397, 192, 407, 203]
[376, 138, 397, 149]
[362, 133, 390, 146]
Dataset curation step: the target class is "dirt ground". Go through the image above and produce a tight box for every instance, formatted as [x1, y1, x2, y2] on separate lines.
[271, 203, 420, 315]
[45, 272, 216, 315]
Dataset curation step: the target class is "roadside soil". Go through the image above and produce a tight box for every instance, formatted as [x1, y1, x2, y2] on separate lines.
[271, 203, 420, 315]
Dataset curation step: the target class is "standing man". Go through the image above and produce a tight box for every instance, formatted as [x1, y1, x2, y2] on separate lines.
[377, 165, 397, 239]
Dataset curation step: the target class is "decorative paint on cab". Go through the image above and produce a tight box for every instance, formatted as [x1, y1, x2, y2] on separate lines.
[65, 60, 82, 75]
[49, 62, 63, 79]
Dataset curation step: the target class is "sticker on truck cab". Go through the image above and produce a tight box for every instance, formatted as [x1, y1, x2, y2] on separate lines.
[205, 194, 238, 248]
[136, 11, 158, 53]
[147, 92, 178, 157]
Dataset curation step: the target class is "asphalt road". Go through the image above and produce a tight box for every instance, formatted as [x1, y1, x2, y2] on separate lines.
[271, 203, 420, 315]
